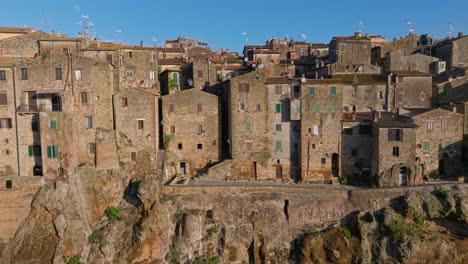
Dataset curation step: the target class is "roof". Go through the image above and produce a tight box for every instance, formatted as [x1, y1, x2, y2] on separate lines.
[402, 107, 463, 117]
[341, 111, 416, 128]
[82, 42, 157, 51]
[392, 71, 432, 77]
[158, 47, 183, 53]
[0, 27, 35, 34]
[304, 79, 342, 85]
[39, 36, 80, 42]
[253, 50, 280, 54]
[337, 74, 387, 85]
[135, 87, 160, 96]
[0, 57, 16, 66]
[158, 58, 183, 65]
[265, 77, 299, 84]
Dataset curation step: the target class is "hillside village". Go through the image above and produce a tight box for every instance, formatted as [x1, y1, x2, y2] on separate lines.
[0, 26, 467, 191]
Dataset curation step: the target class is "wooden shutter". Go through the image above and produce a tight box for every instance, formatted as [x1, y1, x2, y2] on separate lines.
[47, 146, 52, 158]
[28, 146, 33, 157]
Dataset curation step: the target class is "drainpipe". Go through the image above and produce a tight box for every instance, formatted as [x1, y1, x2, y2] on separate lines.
[12, 66, 20, 176]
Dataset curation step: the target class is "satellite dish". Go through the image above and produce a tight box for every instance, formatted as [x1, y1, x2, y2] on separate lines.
[187, 79, 194, 86]
[244, 57, 248, 62]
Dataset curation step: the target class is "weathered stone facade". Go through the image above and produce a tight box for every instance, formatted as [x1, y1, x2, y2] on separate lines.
[391, 72, 433, 109]
[339, 74, 388, 112]
[328, 33, 372, 66]
[162, 89, 220, 177]
[435, 35, 467, 68]
[300, 79, 343, 183]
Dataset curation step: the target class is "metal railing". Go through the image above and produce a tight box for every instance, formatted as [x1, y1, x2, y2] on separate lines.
[19, 104, 62, 113]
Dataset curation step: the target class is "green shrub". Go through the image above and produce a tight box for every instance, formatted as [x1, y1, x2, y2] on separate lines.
[163, 134, 173, 150]
[193, 255, 220, 264]
[87, 229, 105, 246]
[340, 226, 352, 239]
[206, 225, 219, 239]
[388, 218, 407, 242]
[159, 197, 167, 205]
[105, 206, 122, 221]
[338, 177, 349, 185]
[63, 255, 82, 264]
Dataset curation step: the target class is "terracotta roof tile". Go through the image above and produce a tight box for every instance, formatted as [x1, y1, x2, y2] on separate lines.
[304, 79, 342, 85]
[337, 74, 387, 85]
[0, 27, 35, 34]
[265, 77, 299, 84]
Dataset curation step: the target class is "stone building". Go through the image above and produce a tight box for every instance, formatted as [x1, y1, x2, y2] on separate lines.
[0, 30, 48, 57]
[328, 33, 372, 66]
[0, 27, 36, 41]
[390, 71, 433, 108]
[339, 74, 388, 112]
[161, 89, 220, 177]
[300, 79, 343, 183]
[114, 88, 159, 176]
[371, 34, 420, 66]
[159, 68, 182, 95]
[404, 108, 464, 178]
[385, 49, 439, 73]
[434, 34, 467, 68]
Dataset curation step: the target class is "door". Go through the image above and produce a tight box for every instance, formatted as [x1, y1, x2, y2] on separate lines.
[27, 91, 37, 111]
[399, 167, 408, 186]
[276, 165, 283, 180]
[331, 153, 339, 177]
[439, 159, 445, 176]
[179, 162, 186, 175]
[251, 162, 257, 180]
[51, 95, 62, 112]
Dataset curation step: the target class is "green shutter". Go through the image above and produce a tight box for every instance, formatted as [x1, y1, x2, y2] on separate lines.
[330, 86, 337, 95]
[28, 145, 33, 157]
[49, 120, 56, 129]
[53, 146, 59, 158]
[313, 103, 320, 113]
[327, 103, 335, 113]
[47, 146, 52, 158]
[275, 103, 282, 113]
[444, 139, 452, 149]
[309, 87, 315, 96]
[246, 120, 251, 131]
[296, 105, 300, 113]
[275, 140, 282, 151]
[423, 141, 430, 152]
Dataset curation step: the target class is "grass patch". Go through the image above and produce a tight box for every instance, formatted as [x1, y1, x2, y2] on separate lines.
[388, 218, 442, 242]
[340, 226, 352, 239]
[159, 197, 168, 205]
[193, 255, 220, 264]
[87, 229, 105, 247]
[105, 206, 122, 221]
[63, 255, 82, 264]
[163, 134, 173, 150]
[206, 225, 219, 239]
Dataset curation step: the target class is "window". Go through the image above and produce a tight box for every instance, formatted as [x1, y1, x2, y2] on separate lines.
[275, 85, 282, 95]
[245, 141, 253, 152]
[444, 139, 452, 150]
[388, 129, 403, 141]
[240, 83, 249, 92]
[81, 92, 88, 104]
[178, 143, 183, 150]
[169, 103, 174, 113]
[47, 145, 59, 158]
[49, 120, 57, 129]
[6, 180, 12, 189]
[150, 53, 156, 62]
[198, 125, 203, 134]
[313, 124, 320, 135]
[0, 118, 12, 128]
[378, 91, 383, 99]
[320, 158, 326, 164]
[275, 124, 282, 132]
[172, 72, 178, 83]
[342, 128, 353, 135]
[313, 103, 320, 113]
[0, 71, 6, 80]
[330, 86, 337, 95]
[75, 70, 82, 80]
[256, 104, 261, 112]
[275, 103, 282, 113]
[294, 85, 300, 93]
[359, 125, 371, 135]
[351, 148, 357, 157]
[28, 145, 41, 157]
[21, 68, 28, 80]
[0, 92, 7, 105]
[55, 68, 62, 80]
[311, 143, 316, 149]
[106, 54, 113, 64]
[121, 98, 128, 107]
[84, 116, 93, 129]
[128, 51, 133, 58]
[246, 120, 251, 131]
[309, 87, 315, 96]
[126, 71, 133, 77]
[422, 140, 430, 152]
[275, 140, 282, 152]
[89, 143, 96, 155]
[327, 103, 335, 113]
[131, 152, 137, 161]
[170, 126, 176, 135]
[197, 103, 202, 113]
[137, 119, 144, 129]
[239, 102, 245, 112]
[392, 146, 400, 157]
[296, 105, 300, 113]
[427, 120, 433, 132]
[149, 71, 155, 80]
[31, 121, 39, 131]
[197, 143, 203, 150]
[197, 70, 203, 78]
[441, 118, 447, 131]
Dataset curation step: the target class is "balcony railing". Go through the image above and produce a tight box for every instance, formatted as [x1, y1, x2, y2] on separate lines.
[19, 104, 62, 113]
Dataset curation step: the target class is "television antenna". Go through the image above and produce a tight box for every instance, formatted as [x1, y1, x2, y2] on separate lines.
[359, 18, 366, 34]
[152, 35, 158, 47]
[241, 32, 248, 42]
[300, 33, 307, 41]
[406, 20, 416, 34]
[447, 22, 454, 38]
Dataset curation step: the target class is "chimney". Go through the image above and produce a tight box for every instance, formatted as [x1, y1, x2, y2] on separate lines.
[452, 104, 457, 113]
[140, 40, 143, 47]
[458, 32, 464, 38]
[354, 32, 362, 38]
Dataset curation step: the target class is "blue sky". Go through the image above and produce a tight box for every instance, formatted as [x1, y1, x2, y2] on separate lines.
[2, 0, 467, 52]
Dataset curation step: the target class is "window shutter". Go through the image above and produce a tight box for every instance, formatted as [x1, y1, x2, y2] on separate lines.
[28, 146, 33, 157]
[47, 146, 52, 158]
[239, 83, 242, 92]
[7, 118, 12, 128]
[246, 84, 250, 92]
[53, 146, 59, 158]
[399, 129, 403, 141]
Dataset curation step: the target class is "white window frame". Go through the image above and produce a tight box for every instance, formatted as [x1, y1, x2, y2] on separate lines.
[239, 102, 245, 112]
[75, 69, 82, 80]
[313, 124, 320, 135]
[149, 71, 155, 80]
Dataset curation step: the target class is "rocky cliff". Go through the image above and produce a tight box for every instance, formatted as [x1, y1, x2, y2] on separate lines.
[0, 171, 467, 264]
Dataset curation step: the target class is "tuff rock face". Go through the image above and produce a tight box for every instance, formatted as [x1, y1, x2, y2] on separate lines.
[0, 172, 467, 264]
